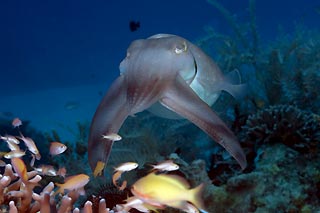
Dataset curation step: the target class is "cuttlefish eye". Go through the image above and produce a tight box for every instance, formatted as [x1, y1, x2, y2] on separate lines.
[174, 41, 187, 54]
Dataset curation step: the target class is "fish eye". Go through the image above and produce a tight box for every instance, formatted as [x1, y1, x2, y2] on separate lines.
[174, 41, 187, 54]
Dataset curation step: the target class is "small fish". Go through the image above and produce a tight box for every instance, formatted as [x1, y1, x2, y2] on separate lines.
[112, 170, 122, 188]
[11, 157, 28, 183]
[102, 133, 122, 141]
[12, 118, 22, 128]
[57, 167, 67, 177]
[122, 197, 144, 209]
[93, 161, 105, 177]
[30, 154, 36, 167]
[112, 162, 138, 190]
[114, 162, 138, 172]
[151, 160, 179, 172]
[18, 133, 41, 160]
[112, 170, 128, 190]
[4, 150, 26, 159]
[49, 142, 67, 156]
[0, 135, 20, 144]
[0, 159, 6, 167]
[64, 101, 79, 110]
[0, 152, 7, 158]
[5, 140, 20, 151]
[54, 174, 90, 195]
[131, 172, 206, 212]
[122, 197, 153, 213]
[129, 20, 140, 32]
[34, 165, 57, 176]
[182, 202, 200, 213]
[118, 180, 127, 191]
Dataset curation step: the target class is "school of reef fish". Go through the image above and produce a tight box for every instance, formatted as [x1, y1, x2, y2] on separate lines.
[1, 0, 320, 212]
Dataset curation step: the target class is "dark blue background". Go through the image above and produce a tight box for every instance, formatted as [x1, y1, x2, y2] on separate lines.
[0, 0, 319, 95]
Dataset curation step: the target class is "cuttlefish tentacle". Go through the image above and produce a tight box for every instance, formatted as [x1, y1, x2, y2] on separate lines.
[88, 76, 130, 172]
[88, 34, 247, 175]
[161, 76, 247, 169]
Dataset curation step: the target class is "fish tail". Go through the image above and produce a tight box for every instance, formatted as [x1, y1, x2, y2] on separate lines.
[53, 188, 62, 196]
[189, 183, 206, 211]
[53, 183, 63, 196]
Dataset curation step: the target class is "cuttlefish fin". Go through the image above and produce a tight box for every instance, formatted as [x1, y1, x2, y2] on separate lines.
[161, 76, 247, 170]
[88, 75, 130, 176]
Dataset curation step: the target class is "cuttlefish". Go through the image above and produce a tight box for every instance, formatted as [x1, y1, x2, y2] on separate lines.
[88, 34, 247, 176]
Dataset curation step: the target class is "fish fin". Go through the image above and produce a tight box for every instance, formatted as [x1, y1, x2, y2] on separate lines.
[88, 75, 130, 176]
[224, 69, 242, 85]
[161, 76, 247, 170]
[53, 186, 63, 196]
[189, 183, 205, 211]
[222, 69, 247, 100]
[222, 82, 248, 100]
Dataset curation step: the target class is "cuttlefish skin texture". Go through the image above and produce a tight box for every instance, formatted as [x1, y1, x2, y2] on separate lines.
[88, 34, 247, 175]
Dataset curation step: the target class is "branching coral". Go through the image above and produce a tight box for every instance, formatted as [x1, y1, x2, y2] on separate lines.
[0, 120, 119, 212]
[243, 104, 320, 155]
[0, 162, 126, 213]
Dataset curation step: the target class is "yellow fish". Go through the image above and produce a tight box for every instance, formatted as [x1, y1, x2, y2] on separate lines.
[131, 172, 206, 212]
[93, 161, 105, 177]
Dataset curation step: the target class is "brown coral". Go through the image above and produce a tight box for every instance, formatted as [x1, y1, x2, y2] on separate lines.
[243, 105, 320, 155]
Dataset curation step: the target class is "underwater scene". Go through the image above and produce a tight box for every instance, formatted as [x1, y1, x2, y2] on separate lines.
[0, 0, 320, 212]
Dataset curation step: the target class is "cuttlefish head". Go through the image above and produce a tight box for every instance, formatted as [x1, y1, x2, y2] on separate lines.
[88, 34, 247, 176]
[121, 34, 197, 78]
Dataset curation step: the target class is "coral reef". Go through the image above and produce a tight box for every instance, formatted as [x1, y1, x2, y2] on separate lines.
[176, 144, 320, 212]
[244, 104, 320, 155]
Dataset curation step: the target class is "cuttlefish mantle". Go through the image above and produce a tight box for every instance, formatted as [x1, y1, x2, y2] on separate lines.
[88, 34, 247, 176]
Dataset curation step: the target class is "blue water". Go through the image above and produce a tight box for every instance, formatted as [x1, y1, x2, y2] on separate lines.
[0, 0, 318, 96]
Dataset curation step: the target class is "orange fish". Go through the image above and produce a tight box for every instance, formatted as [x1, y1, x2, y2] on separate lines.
[112, 170, 122, 187]
[112, 170, 128, 190]
[49, 142, 67, 156]
[55, 174, 90, 195]
[12, 118, 22, 128]
[11, 157, 28, 183]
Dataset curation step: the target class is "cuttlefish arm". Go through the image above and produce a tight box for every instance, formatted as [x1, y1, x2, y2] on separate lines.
[88, 75, 130, 174]
[161, 75, 247, 170]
